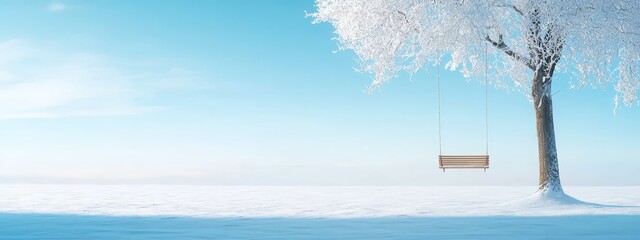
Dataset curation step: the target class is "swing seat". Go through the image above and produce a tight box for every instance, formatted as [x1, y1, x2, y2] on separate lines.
[439, 155, 489, 172]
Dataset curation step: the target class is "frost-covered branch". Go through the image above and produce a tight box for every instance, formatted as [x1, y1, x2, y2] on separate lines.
[492, 2, 524, 16]
[311, 0, 640, 107]
[486, 35, 535, 70]
[510, 4, 524, 16]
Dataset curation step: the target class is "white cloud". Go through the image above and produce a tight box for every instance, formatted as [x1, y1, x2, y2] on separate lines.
[0, 39, 191, 120]
[48, 2, 67, 12]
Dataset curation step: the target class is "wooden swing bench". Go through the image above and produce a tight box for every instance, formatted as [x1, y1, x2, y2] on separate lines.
[438, 155, 489, 172]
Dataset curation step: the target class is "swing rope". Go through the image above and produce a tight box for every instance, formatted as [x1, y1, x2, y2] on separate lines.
[485, 42, 489, 155]
[437, 53, 442, 156]
[436, 43, 490, 156]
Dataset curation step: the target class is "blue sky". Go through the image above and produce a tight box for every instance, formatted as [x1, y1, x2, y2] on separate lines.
[0, 1, 637, 186]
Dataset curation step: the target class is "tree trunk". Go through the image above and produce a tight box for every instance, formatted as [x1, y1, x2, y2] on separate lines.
[532, 70, 563, 193]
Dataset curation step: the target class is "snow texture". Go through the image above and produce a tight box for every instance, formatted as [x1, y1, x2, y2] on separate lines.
[0, 185, 638, 217]
[1, 185, 639, 239]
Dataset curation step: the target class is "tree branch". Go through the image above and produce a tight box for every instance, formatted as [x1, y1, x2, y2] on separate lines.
[527, 7, 542, 63]
[493, 3, 524, 16]
[486, 35, 535, 70]
[508, 4, 524, 16]
[396, 10, 409, 24]
[396, 10, 420, 32]
[543, 22, 564, 77]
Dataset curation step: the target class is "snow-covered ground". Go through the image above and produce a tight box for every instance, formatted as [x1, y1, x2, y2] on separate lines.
[1, 185, 639, 239]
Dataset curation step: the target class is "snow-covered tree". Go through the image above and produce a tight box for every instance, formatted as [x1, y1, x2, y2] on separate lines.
[310, 0, 640, 194]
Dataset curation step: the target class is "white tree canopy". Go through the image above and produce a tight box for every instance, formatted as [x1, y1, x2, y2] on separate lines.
[310, 0, 640, 108]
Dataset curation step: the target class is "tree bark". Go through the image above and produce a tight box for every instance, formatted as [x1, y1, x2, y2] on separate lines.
[532, 70, 563, 193]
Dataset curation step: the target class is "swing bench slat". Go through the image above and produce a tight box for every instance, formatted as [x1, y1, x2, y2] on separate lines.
[438, 155, 489, 172]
